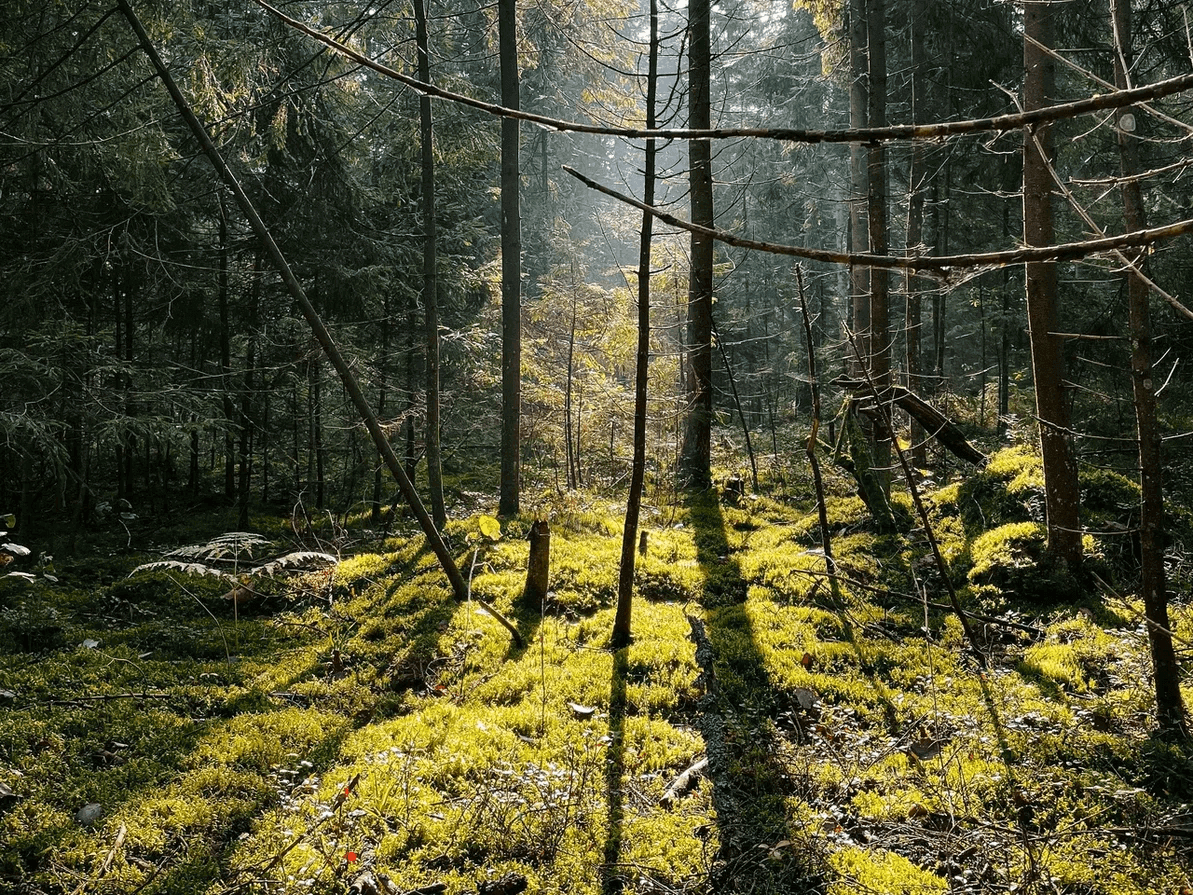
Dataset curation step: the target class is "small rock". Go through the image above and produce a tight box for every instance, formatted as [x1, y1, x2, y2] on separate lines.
[76, 802, 103, 826]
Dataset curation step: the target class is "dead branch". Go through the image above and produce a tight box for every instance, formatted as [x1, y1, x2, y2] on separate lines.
[659, 757, 709, 807]
[564, 166, 1193, 273]
[118, 0, 469, 600]
[254, 0, 1193, 146]
[835, 378, 988, 467]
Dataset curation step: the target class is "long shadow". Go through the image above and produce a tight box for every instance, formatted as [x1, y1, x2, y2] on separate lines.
[601, 646, 630, 895]
[687, 492, 826, 894]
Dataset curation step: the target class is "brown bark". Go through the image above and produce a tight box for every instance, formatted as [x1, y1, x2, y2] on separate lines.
[523, 519, 551, 607]
[680, 0, 714, 489]
[847, 0, 869, 367]
[1112, 0, 1186, 735]
[866, 0, 891, 488]
[837, 379, 987, 468]
[1023, 1, 1082, 568]
[613, 0, 658, 649]
[498, 0, 521, 516]
[904, 0, 927, 466]
[416, 0, 446, 530]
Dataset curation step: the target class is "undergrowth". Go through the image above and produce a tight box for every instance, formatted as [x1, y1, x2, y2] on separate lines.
[0, 447, 1190, 894]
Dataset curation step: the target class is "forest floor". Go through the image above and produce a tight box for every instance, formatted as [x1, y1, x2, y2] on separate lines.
[2, 446, 1193, 895]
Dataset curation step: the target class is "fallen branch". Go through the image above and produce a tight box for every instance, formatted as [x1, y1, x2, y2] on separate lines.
[659, 757, 709, 807]
[836, 378, 988, 467]
[117, 0, 468, 601]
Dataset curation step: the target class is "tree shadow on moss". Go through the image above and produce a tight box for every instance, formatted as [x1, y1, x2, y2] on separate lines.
[688, 492, 827, 894]
[601, 646, 630, 894]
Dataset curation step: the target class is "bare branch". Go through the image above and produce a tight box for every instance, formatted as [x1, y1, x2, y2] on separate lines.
[255, 0, 1193, 146]
[563, 165, 1193, 273]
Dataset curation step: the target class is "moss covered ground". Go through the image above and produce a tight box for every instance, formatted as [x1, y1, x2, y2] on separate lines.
[2, 448, 1192, 894]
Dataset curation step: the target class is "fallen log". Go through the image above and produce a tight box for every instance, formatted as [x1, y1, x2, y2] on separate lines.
[836, 378, 988, 468]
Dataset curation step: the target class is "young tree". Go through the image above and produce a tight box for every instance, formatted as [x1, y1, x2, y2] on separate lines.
[613, 0, 660, 648]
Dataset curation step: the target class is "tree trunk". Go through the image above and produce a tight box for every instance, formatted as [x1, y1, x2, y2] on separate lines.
[311, 356, 325, 510]
[680, 0, 714, 489]
[498, 0, 522, 516]
[1024, 0, 1083, 567]
[524, 519, 551, 607]
[614, 0, 658, 647]
[1112, 0, 1186, 734]
[372, 291, 390, 525]
[565, 294, 578, 490]
[218, 199, 236, 501]
[904, 0, 927, 467]
[416, 0, 446, 530]
[866, 0, 890, 491]
[847, 0, 870, 369]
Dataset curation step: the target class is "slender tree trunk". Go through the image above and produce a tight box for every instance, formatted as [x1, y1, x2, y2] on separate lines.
[613, 0, 659, 648]
[904, 0, 927, 466]
[405, 290, 418, 484]
[312, 357, 325, 510]
[416, 0, 446, 529]
[565, 293, 578, 490]
[498, 0, 522, 516]
[238, 341, 253, 529]
[866, 0, 890, 489]
[999, 196, 1013, 436]
[680, 0, 714, 489]
[1024, 0, 1082, 567]
[218, 200, 236, 501]
[1112, 0, 1186, 734]
[372, 292, 390, 525]
[847, 0, 870, 369]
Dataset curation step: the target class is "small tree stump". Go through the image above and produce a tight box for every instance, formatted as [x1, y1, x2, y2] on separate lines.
[523, 519, 550, 607]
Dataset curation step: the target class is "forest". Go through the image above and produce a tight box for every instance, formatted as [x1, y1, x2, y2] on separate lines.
[3, 0, 1193, 892]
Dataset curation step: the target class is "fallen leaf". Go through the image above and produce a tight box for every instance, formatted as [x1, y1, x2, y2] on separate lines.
[568, 702, 597, 720]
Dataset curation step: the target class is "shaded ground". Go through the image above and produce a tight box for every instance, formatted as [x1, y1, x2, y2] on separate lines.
[2, 453, 1193, 894]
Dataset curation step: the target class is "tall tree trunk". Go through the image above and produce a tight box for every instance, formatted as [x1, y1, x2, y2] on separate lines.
[866, 0, 890, 490]
[498, 0, 522, 516]
[405, 290, 418, 484]
[565, 292, 578, 490]
[613, 0, 658, 648]
[847, 0, 870, 369]
[416, 0, 446, 529]
[680, 0, 714, 489]
[1023, 0, 1082, 567]
[372, 292, 390, 525]
[312, 356, 325, 510]
[1112, 0, 1186, 734]
[904, 0, 927, 466]
[219, 199, 236, 501]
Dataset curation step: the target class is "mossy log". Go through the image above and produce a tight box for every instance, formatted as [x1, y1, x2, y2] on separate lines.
[837, 377, 988, 468]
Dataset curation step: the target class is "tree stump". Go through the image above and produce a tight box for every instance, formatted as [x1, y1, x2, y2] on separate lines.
[523, 519, 550, 608]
